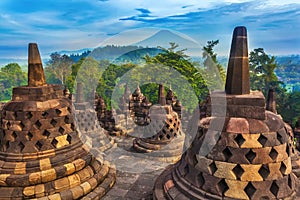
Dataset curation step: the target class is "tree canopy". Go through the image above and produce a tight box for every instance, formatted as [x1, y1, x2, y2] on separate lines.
[0, 63, 27, 101]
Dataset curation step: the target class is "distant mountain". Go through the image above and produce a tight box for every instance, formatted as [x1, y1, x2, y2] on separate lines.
[89, 45, 145, 61]
[114, 48, 163, 64]
[134, 30, 199, 49]
[57, 48, 94, 56]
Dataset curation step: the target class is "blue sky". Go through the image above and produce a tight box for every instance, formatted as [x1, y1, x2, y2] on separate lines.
[0, 0, 299, 58]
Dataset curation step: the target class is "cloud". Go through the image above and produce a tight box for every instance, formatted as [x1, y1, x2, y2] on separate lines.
[182, 5, 193, 9]
[0, 0, 299, 57]
[135, 8, 151, 14]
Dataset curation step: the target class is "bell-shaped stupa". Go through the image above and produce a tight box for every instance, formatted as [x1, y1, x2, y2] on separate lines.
[153, 27, 298, 199]
[0, 43, 116, 199]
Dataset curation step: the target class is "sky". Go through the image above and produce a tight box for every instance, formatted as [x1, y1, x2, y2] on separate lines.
[0, 0, 299, 59]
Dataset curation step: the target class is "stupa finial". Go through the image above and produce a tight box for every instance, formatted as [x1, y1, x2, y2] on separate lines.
[28, 43, 46, 87]
[225, 26, 250, 95]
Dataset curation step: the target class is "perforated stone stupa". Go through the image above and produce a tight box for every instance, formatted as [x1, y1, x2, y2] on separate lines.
[0, 43, 116, 199]
[74, 83, 114, 152]
[129, 86, 151, 126]
[132, 84, 184, 162]
[153, 26, 298, 199]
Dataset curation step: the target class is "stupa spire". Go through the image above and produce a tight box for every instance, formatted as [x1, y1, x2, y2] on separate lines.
[266, 88, 277, 114]
[225, 26, 250, 94]
[158, 84, 166, 106]
[28, 43, 46, 87]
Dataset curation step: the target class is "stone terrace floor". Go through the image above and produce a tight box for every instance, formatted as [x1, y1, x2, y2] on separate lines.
[102, 137, 170, 199]
[99, 136, 300, 200]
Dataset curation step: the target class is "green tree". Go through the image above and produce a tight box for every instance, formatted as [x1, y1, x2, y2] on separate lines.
[97, 63, 136, 109]
[202, 40, 226, 89]
[248, 48, 299, 124]
[144, 43, 209, 111]
[46, 53, 74, 85]
[249, 48, 282, 96]
[0, 63, 27, 101]
[279, 91, 300, 126]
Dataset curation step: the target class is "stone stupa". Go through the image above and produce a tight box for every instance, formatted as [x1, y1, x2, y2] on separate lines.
[74, 82, 114, 152]
[153, 26, 298, 199]
[132, 84, 185, 162]
[0, 43, 116, 199]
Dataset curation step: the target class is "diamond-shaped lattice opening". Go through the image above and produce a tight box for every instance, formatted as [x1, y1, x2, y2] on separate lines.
[20, 122, 25, 129]
[35, 141, 43, 150]
[198, 172, 205, 187]
[159, 134, 163, 140]
[258, 134, 268, 146]
[222, 147, 233, 160]
[26, 132, 33, 141]
[233, 164, 244, 180]
[209, 162, 217, 175]
[279, 162, 287, 174]
[64, 116, 71, 124]
[55, 109, 62, 115]
[166, 134, 171, 140]
[245, 149, 256, 163]
[286, 144, 290, 156]
[18, 142, 25, 151]
[245, 182, 256, 199]
[217, 179, 229, 195]
[234, 134, 245, 146]
[43, 130, 51, 137]
[12, 131, 17, 139]
[50, 119, 57, 127]
[35, 120, 42, 129]
[288, 175, 292, 189]
[71, 123, 75, 131]
[67, 134, 72, 144]
[58, 127, 65, 134]
[270, 182, 279, 197]
[26, 112, 33, 119]
[277, 133, 283, 144]
[5, 141, 10, 149]
[269, 148, 278, 160]
[259, 165, 270, 179]
[42, 112, 48, 118]
[51, 138, 58, 148]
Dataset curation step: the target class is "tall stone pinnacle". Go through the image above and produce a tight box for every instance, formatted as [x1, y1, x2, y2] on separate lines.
[266, 88, 277, 114]
[158, 84, 166, 106]
[28, 43, 46, 87]
[225, 26, 250, 95]
[76, 82, 84, 103]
